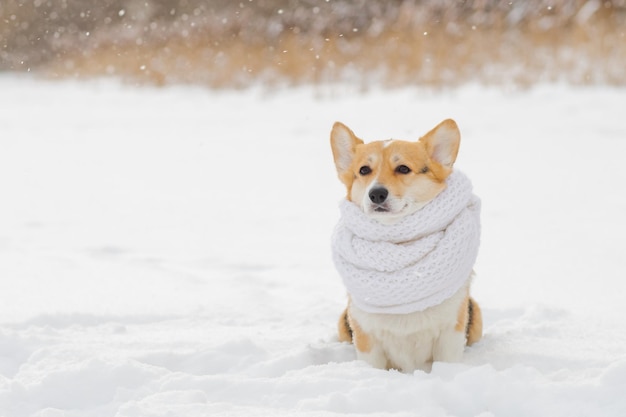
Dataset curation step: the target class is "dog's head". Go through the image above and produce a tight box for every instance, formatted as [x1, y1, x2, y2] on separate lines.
[330, 119, 461, 224]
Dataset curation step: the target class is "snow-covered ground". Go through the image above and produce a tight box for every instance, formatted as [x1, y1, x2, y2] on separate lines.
[1, 77, 625, 417]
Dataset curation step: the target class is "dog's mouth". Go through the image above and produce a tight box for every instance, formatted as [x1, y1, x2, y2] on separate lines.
[366, 203, 409, 225]
[368, 202, 408, 216]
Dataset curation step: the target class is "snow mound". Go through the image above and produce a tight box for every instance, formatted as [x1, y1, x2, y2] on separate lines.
[1, 78, 625, 416]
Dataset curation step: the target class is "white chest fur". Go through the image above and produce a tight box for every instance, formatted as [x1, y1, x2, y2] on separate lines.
[348, 281, 470, 372]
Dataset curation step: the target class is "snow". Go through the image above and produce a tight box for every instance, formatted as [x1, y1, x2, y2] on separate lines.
[1, 77, 626, 416]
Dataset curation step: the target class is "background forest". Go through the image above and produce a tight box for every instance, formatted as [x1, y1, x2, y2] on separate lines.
[1, 0, 625, 87]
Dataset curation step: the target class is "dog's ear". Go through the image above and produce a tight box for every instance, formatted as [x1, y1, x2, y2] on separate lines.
[330, 122, 363, 183]
[420, 119, 460, 169]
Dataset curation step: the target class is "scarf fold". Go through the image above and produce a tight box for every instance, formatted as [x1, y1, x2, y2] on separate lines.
[332, 170, 481, 314]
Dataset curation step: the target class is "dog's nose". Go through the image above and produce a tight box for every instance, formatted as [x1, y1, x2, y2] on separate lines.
[369, 187, 388, 204]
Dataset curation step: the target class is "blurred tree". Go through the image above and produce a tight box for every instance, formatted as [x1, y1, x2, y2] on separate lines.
[1, 0, 624, 86]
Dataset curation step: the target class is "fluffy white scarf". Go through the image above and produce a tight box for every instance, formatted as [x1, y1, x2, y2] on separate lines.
[332, 170, 481, 314]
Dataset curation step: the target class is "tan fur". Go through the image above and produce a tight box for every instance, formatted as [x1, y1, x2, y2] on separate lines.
[337, 307, 352, 343]
[466, 297, 483, 346]
[349, 317, 372, 354]
[331, 119, 483, 372]
[338, 301, 373, 353]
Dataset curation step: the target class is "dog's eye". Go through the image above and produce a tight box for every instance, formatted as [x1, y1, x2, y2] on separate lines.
[395, 165, 411, 174]
[359, 166, 372, 176]
[420, 166, 429, 174]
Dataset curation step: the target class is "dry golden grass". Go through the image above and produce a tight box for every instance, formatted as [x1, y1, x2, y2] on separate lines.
[2, 0, 625, 88]
[43, 23, 626, 89]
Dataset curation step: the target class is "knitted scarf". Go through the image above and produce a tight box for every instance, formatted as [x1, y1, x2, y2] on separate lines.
[332, 170, 481, 314]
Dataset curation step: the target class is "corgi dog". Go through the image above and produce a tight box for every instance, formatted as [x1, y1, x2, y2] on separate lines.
[330, 119, 482, 372]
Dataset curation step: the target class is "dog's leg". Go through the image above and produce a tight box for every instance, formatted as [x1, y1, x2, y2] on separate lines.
[349, 316, 388, 369]
[433, 327, 466, 363]
[433, 295, 472, 363]
[356, 344, 388, 369]
[433, 295, 483, 363]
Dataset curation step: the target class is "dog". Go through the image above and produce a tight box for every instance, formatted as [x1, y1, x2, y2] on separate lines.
[330, 119, 482, 372]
